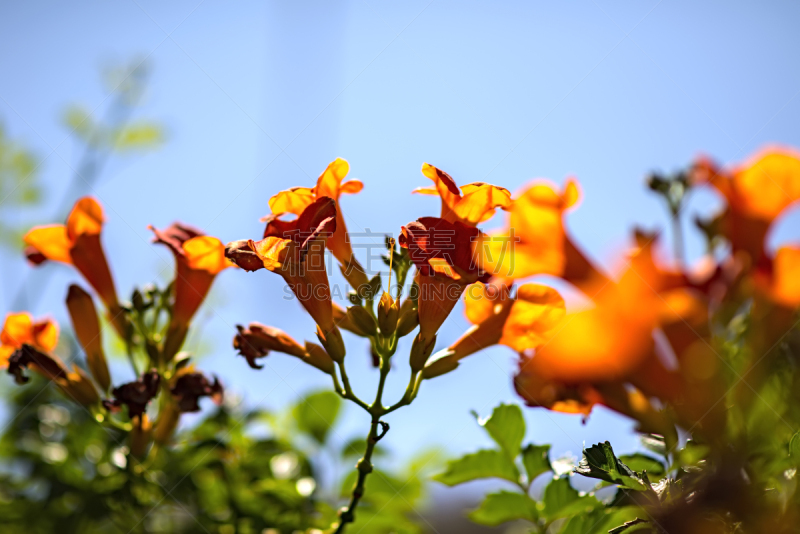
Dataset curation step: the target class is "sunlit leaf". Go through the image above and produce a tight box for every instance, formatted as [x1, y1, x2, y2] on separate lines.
[474, 403, 525, 458]
[468, 491, 538, 526]
[434, 449, 520, 486]
[522, 443, 551, 483]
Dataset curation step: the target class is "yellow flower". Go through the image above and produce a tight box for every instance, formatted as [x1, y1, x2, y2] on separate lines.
[0, 312, 58, 368]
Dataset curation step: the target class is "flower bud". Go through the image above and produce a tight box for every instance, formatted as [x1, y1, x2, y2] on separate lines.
[422, 352, 459, 379]
[317, 325, 346, 363]
[347, 305, 378, 336]
[409, 333, 436, 372]
[304, 342, 336, 375]
[396, 298, 419, 338]
[378, 292, 399, 337]
[66, 284, 111, 391]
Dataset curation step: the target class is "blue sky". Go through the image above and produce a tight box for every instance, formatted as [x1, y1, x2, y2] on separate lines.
[1, 0, 800, 488]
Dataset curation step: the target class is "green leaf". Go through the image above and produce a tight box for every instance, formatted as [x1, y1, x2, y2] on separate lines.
[434, 449, 520, 486]
[475, 404, 525, 458]
[468, 491, 538, 526]
[575, 442, 649, 491]
[522, 443, 551, 483]
[618, 453, 665, 478]
[112, 122, 164, 151]
[292, 391, 341, 444]
[542, 476, 600, 520]
[640, 434, 667, 457]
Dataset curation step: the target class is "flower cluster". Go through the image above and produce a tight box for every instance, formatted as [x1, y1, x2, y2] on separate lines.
[4, 198, 229, 459]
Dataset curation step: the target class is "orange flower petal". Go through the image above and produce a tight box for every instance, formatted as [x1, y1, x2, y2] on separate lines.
[66, 197, 104, 239]
[339, 179, 363, 194]
[23, 225, 72, 264]
[32, 319, 59, 352]
[268, 187, 316, 216]
[451, 183, 512, 225]
[183, 236, 231, 275]
[500, 284, 565, 352]
[771, 246, 800, 307]
[463, 282, 510, 325]
[315, 158, 350, 199]
[1, 312, 33, 347]
[732, 148, 800, 220]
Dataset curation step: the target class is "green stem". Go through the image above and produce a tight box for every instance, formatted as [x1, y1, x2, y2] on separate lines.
[335, 345, 394, 532]
[335, 361, 370, 412]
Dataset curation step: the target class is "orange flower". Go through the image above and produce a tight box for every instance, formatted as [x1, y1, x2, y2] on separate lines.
[150, 223, 231, 361]
[226, 197, 346, 359]
[767, 246, 800, 308]
[23, 197, 126, 337]
[424, 282, 565, 377]
[400, 217, 490, 344]
[413, 163, 512, 226]
[1, 312, 58, 368]
[266, 158, 369, 288]
[692, 147, 800, 267]
[473, 178, 605, 290]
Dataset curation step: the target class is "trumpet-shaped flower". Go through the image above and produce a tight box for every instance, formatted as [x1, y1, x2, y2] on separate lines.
[226, 197, 342, 345]
[150, 223, 231, 360]
[413, 163, 512, 226]
[692, 147, 800, 267]
[170, 369, 223, 413]
[473, 178, 604, 290]
[425, 282, 566, 376]
[400, 217, 490, 343]
[23, 197, 126, 337]
[104, 369, 160, 418]
[266, 158, 369, 288]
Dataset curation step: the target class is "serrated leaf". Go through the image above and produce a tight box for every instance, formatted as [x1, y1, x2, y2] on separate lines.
[575, 442, 648, 491]
[292, 390, 341, 444]
[522, 443, 551, 482]
[468, 491, 538, 526]
[477, 404, 525, 458]
[542, 476, 600, 520]
[618, 453, 665, 478]
[434, 449, 520, 486]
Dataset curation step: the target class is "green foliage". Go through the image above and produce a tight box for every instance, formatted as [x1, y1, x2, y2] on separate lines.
[292, 390, 341, 444]
[468, 490, 538, 526]
[0, 383, 433, 534]
[521, 443, 551, 482]
[474, 403, 525, 458]
[434, 449, 519, 486]
[575, 441, 651, 491]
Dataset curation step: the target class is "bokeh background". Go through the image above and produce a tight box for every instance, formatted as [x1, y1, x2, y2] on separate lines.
[2, 0, 800, 514]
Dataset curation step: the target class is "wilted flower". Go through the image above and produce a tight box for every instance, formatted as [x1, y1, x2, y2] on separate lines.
[8, 344, 100, 406]
[103, 369, 160, 418]
[170, 370, 223, 413]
